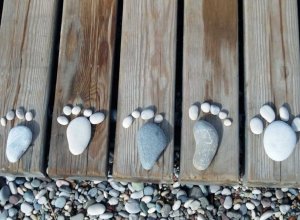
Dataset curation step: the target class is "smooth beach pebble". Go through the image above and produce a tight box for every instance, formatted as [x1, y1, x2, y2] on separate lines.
[57, 116, 69, 126]
[224, 119, 232, 127]
[260, 105, 275, 123]
[201, 102, 210, 113]
[141, 109, 155, 120]
[132, 110, 140, 119]
[83, 109, 93, 117]
[6, 126, 32, 163]
[292, 117, 300, 132]
[25, 112, 33, 121]
[218, 111, 228, 120]
[193, 120, 219, 171]
[210, 105, 220, 115]
[71, 106, 81, 115]
[279, 106, 289, 121]
[6, 110, 15, 121]
[263, 121, 296, 161]
[1, 117, 6, 126]
[154, 114, 163, 123]
[87, 203, 105, 215]
[89, 112, 105, 125]
[16, 108, 25, 119]
[63, 105, 72, 116]
[189, 105, 199, 121]
[67, 117, 91, 155]
[122, 116, 133, 128]
[250, 117, 263, 134]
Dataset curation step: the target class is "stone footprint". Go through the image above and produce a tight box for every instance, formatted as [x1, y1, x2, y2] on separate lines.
[1, 108, 34, 163]
[57, 105, 105, 155]
[122, 107, 168, 170]
[250, 104, 300, 161]
[189, 101, 232, 171]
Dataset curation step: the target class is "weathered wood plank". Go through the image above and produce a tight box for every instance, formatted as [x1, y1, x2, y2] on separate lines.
[113, 0, 177, 183]
[0, 0, 58, 177]
[48, 0, 117, 179]
[244, 0, 300, 187]
[180, 0, 239, 185]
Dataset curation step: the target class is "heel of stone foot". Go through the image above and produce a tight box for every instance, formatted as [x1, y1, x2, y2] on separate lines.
[121, 106, 168, 170]
[189, 101, 232, 126]
[189, 100, 232, 171]
[57, 104, 106, 156]
[1, 107, 35, 163]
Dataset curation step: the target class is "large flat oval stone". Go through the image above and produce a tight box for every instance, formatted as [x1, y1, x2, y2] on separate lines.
[137, 123, 167, 170]
[263, 121, 296, 161]
[6, 126, 32, 163]
[67, 117, 91, 155]
[193, 120, 219, 170]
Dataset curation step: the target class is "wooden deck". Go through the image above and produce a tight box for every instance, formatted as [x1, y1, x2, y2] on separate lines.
[0, 0, 300, 186]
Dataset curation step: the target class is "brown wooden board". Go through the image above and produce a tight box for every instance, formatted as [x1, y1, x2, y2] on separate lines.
[180, 0, 239, 185]
[113, 0, 177, 183]
[48, 0, 117, 179]
[0, 0, 58, 177]
[244, 0, 300, 187]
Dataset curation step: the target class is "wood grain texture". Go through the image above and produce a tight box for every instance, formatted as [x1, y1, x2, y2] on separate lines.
[0, 0, 58, 177]
[113, 0, 177, 183]
[180, 0, 239, 185]
[244, 0, 300, 187]
[48, 0, 117, 179]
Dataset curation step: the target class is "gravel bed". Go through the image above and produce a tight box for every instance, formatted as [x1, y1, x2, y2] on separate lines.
[0, 175, 300, 220]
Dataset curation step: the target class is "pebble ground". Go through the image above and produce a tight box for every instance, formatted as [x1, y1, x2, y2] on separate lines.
[1, 174, 300, 220]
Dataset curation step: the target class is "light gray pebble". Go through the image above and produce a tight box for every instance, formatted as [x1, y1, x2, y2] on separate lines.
[275, 189, 284, 200]
[246, 202, 255, 210]
[221, 188, 231, 196]
[261, 198, 271, 208]
[209, 185, 221, 194]
[131, 190, 144, 199]
[31, 179, 41, 188]
[172, 200, 181, 211]
[0, 210, 8, 219]
[223, 196, 232, 209]
[119, 211, 130, 218]
[189, 187, 203, 199]
[38, 196, 47, 205]
[99, 212, 114, 219]
[125, 199, 141, 214]
[108, 197, 118, 206]
[176, 190, 187, 199]
[141, 195, 152, 203]
[279, 204, 290, 214]
[8, 182, 17, 195]
[199, 197, 209, 209]
[88, 188, 98, 197]
[227, 211, 242, 219]
[70, 213, 84, 220]
[128, 214, 139, 220]
[110, 181, 125, 192]
[21, 202, 33, 215]
[109, 189, 119, 197]
[263, 192, 272, 197]
[161, 204, 172, 218]
[144, 186, 154, 196]
[0, 186, 11, 204]
[35, 189, 47, 200]
[87, 203, 106, 215]
[55, 197, 66, 208]
[131, 182, 144, 192]
[189, 200, 201, 211]
[57, 216, 65, 220]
